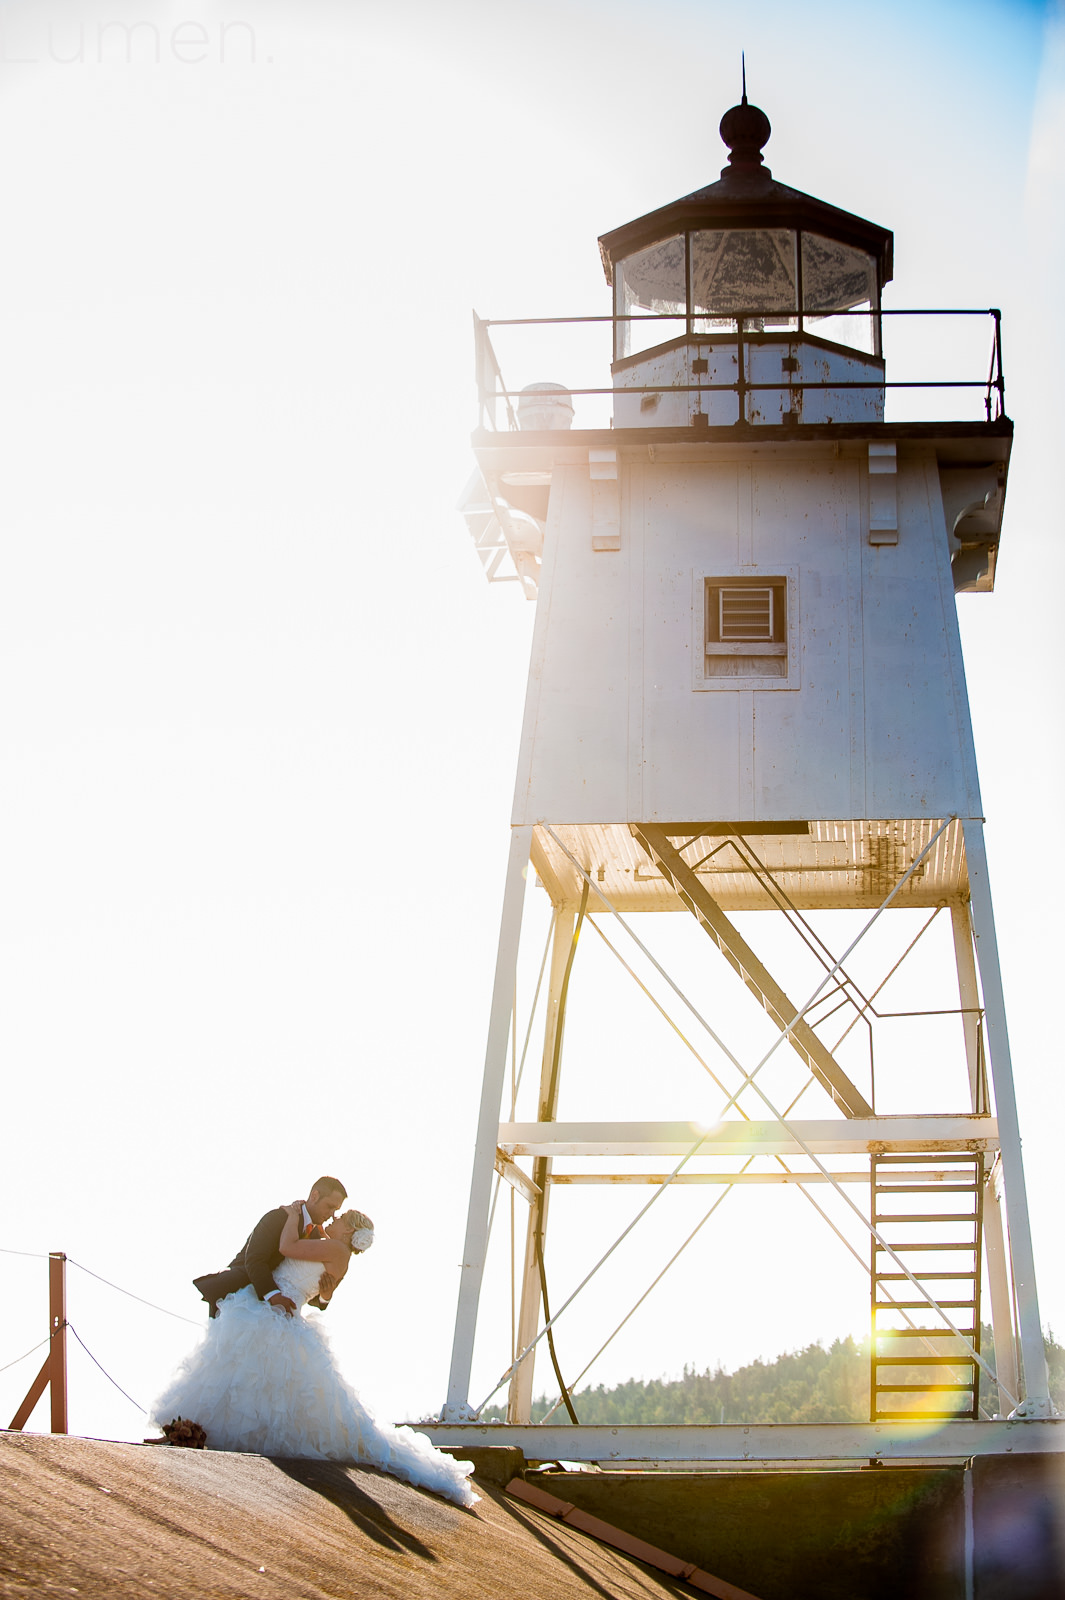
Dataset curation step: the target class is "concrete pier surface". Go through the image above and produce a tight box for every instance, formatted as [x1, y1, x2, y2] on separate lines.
[0, 1432, 693, 1600]
[3, 1432, 1063, 1598]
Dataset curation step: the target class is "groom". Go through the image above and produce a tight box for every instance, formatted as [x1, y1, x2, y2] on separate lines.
[193, 1175, 348, 1319]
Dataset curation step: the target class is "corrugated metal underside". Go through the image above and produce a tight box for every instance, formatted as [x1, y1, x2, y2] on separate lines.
[531, 818, 966, 912]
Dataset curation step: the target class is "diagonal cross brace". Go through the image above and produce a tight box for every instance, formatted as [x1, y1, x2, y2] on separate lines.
[632, 824, 873, 1119]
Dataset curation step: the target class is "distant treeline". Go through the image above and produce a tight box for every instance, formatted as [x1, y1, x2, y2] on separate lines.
[482, 1328, 1065, 1425]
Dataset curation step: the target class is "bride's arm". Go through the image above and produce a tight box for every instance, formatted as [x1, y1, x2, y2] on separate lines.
[278, 1202, 335, 1263]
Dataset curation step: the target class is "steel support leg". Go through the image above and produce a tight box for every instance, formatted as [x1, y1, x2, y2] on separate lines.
[443, 825, 533, 1421]
[983, 1159, 1019, 1411]
[508, 909, 575, 1423]
[962, 819, 1051, 1413]
[951, 900, 983, 1112]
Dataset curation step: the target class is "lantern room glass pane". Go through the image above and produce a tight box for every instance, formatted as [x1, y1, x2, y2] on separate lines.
[615, 235, 686, 357]
[691, 229, 797, 330]
[801, 234, 877, 353]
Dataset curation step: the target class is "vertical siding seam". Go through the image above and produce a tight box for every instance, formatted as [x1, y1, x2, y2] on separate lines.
[512, 467, 566, 825]
[922, 454, 983, 818]
[848, 458, 867, 817]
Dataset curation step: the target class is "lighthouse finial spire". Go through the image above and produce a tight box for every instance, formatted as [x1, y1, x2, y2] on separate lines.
[719, 77, 771, 176]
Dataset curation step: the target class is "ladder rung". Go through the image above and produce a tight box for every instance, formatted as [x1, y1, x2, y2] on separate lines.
[874, 1356, 976, 1367]
[875, 1328, 977, 1339]
[875, 1184, 979, 1194]
[875, 1301, 976, 1311]
[873, 1409, 978, 1421]
[873, 1383, 976, 1393]
[869, 1235, 972, 1248]
[875, 1273, 975, 1283]
[872, 1154, 981, 1165]
[873, 1213, 977, 1224]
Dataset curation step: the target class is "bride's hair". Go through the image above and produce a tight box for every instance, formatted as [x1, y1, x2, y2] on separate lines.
[340, 1208, 374, 1254]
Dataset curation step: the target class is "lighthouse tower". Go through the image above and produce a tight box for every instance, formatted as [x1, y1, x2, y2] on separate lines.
[440, 97, 1053, 1450]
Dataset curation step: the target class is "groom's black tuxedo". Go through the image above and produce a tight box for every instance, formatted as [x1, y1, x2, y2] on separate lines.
[193, 1206, 330, 1318]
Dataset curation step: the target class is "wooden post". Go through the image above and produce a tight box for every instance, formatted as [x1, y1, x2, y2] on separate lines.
[8, 1251, 67, 1433]
[49, 1252, 68, 1435]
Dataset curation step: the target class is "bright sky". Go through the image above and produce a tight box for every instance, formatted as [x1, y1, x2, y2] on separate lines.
[0, 0, 1061, 1442]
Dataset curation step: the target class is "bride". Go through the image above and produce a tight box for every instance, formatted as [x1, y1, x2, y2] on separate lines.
[150, 1202, 477, 1508]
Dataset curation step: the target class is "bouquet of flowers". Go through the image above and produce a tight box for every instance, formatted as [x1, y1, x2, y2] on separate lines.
[161, 1416, 207, 1449]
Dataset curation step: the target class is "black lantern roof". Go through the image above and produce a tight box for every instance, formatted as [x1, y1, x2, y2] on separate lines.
[598, 99, 894, 287]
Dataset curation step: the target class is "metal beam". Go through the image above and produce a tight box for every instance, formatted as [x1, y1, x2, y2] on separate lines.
[983, 1159, 1019, 1410]
[444, 825, 533, 1421]
[551, 1170, 924, 1186]
[494, 1153, 540, 1206]
[510, 909, 574, 1423]
[963, 819, 1051, 1413]
[420, 1418, 1064, 1463]
[632, 824, 873, 1117]
[499, 1116, 999, 1159]
[951, 900, 984, 1111]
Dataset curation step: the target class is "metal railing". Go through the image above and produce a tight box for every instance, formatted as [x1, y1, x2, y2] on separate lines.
[473, 307, 1005, 431]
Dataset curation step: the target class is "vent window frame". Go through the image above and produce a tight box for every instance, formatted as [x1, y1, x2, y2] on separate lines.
[692, 566, 800, 692]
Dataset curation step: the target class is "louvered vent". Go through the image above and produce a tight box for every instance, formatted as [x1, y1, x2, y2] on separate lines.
[719, 586, 774, 640]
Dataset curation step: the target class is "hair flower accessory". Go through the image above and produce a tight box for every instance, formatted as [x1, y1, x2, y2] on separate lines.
[340, 1208, 374, 1254]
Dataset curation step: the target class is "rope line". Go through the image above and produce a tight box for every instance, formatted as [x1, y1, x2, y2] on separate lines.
[0, 1250, 200, 1328]
[67, 1324, 146, 1414]
[68, 1259, 200, 1327]
[0, 1334, 51, 1375]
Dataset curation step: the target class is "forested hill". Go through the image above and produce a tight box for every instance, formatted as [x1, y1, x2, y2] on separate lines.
[482, 1330, 1065, 1425]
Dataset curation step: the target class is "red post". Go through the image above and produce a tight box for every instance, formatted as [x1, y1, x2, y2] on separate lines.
[8, 1251, 68, 1432]
[48, 1252, 67, 1435]
[8, 1356, 50, 1430]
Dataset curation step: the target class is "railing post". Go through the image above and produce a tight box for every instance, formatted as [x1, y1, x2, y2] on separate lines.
[49, 1252, 68, 1435]
[473, 310, 489, 431]
[8, 1250, 68, 1432]
[992, 308, 1005, 418]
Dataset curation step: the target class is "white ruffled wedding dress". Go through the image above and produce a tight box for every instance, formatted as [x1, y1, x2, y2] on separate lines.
[149, 1257, 477, 1508]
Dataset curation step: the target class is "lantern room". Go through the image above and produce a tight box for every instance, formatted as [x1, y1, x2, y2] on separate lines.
[599, 97, 893, 427]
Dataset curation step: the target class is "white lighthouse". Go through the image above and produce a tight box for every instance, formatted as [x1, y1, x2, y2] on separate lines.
[437, 95, 1055, 1457]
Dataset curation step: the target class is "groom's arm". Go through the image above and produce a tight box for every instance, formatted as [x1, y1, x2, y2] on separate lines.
[244, 1207, 287, 1301]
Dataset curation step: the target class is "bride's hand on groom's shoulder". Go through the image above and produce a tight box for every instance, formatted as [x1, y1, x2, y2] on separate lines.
[284, 1199, 304, 1214]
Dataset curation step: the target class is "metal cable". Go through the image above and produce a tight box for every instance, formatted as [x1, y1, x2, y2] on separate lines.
[67, 1324, 146, 1414]
[540, 1174, 747, 1422]
[535, 1231, 578, 1426]
[481, 819, 1007, 1412]
[512, 913, 556, 1113]
[0, 1334, 51, 1375]
[67, 1259, 200, 1327]
[533, 820, 1009, 1401]
[827, 906, 945, 1054]
[538, 1077, 811, 1417]
[584, 915, 750, 1112]
[1, 1251, 200, 1327]
[544, 818, 950, 1128]
[534, 880, 590, 1426]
